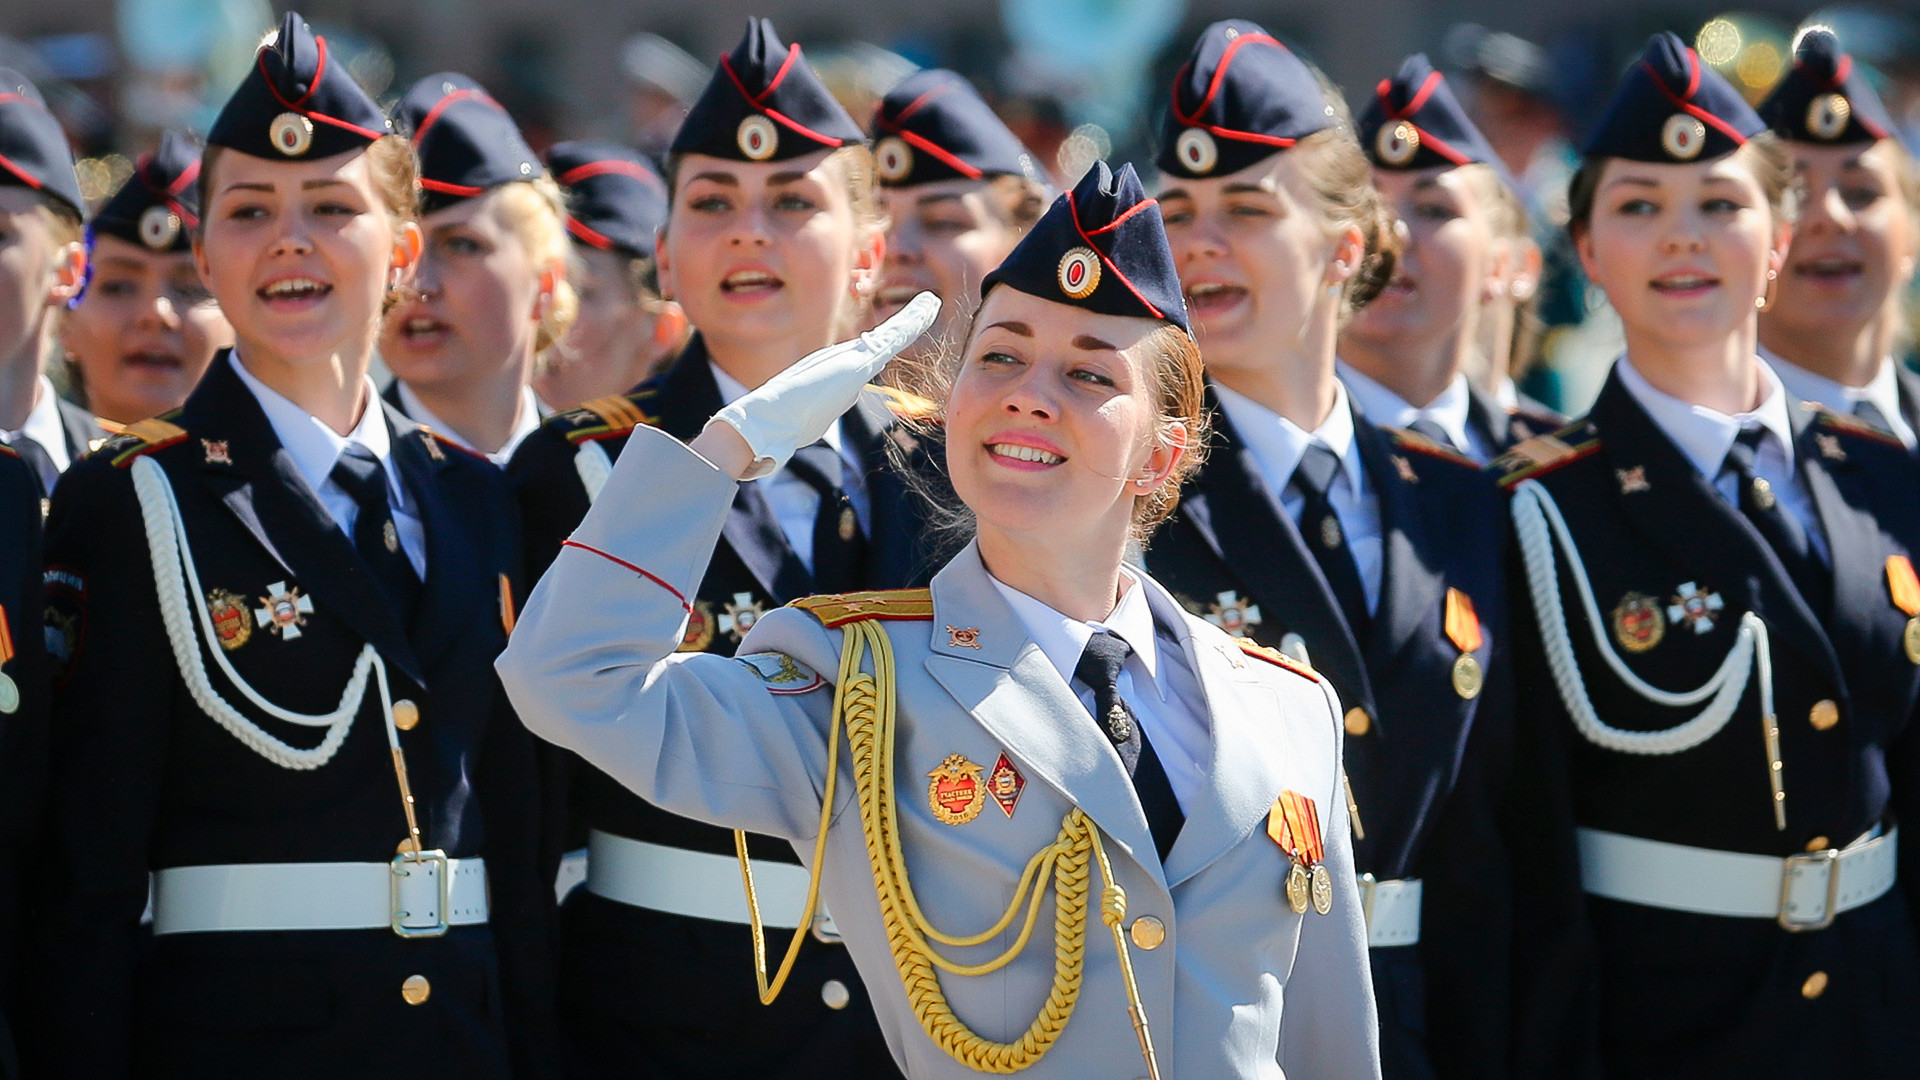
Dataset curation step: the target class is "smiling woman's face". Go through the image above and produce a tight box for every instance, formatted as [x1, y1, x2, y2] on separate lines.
[876, 178, 1024, 351]
[1576, 153, 1785, 351]
[943, 286, 1184, 550]
[1763, 139, 1917, 342]
[194, 147, 412, 367]
[60, 235, 232, 423]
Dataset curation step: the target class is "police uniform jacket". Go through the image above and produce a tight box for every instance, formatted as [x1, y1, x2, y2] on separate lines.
[1498, 366, 1920, 1080]
[0, 448, 45, 1080]
[33, 355, 557, 1079]
[498, 423, 1383, 1080]
[506, 335, 928, 1078]
[1146, 382, 1513, 1080]
[1467, 378, 1563, 456]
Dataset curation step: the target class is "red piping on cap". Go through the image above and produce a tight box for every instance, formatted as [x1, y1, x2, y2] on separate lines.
[1376, 71, 1471, 166]
[0, 152, 44, 191]
[1642, 49, 1750, 147]
[1171, 32, 1287, 127]
[421, 177, 485, 196]
[411, 87, 503, 147]
[873, 81, 982, 179]
[718, 45, 844, 149]
[256, 35, 386, 143]
[1066, 190, 1167, 321]
[558, 159, 666, 190]
[566, 216, 618, 250]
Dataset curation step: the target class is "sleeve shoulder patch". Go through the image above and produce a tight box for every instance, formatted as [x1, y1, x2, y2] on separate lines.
[1388, 427, 1477, 467]
[790, 588, 935, 628]
[735, 652, 825, 694]
[1495, 421, 1601, 489]
[557, 392, 660, 445]
[106, 416, 189, 467]
[1808, 404, 1906, 450]
[1236, 637, 1321, 682]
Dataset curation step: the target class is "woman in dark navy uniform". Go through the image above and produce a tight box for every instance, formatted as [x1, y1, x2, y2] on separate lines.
[0, 443, 43, 1080]
[378, 73, 569, 465]
[33, 14, 555, 1077]
[59, 132, 233, 428]
[507, 19, 915, 1080]
[1341, 55, 1558, 462]
[869, 68, 1046, 361]
[1757, 29, 1920, 449]
[1497, 33, 1920, 1080]
[1144, 23, 1513, 1080]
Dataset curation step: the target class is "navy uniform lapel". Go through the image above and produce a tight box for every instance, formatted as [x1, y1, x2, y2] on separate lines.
[1896, 365, 1920, 453]
[842, 389, 930, 589]
[1793, 403, 1888, 673]
[386, 407, 487, 672]
[651, 339, 813, 600]
[1466, 379, 1511, 451]
[1587, 372, 1841, 692]
[188, 355, 426, 684]
[1355, 413, 1446, 678]
[56, 397, 106, 461]
[920, 546, 1163, 879]
[1189, 384, 1374, 711]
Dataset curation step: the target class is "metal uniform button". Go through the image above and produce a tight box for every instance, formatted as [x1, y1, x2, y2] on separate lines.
[1129, 915, 1166, 950]
[1802, 971, 1828, 1000]
[1809, 700, 1839, 731]
[1751, 477, 1776, 511]
[1344, 707, 1371, 737]
[821, 979, 850, 1010]
[401, 974, 431, 1005]
[393, 699, 420, 731]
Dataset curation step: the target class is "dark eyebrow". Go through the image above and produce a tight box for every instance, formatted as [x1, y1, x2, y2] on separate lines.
[221, 182, 275, 194]
[301, 178, 350, 190]
[767, 170, 810, 186]
[915, 192, 964, 208]
[1157, 186, 1192, 201]
[1222, 183, 1270, 196]
[682, 171, 739, 188]
[983, 320, 1033, 336]
[1412, 176, 1444, 192]
[1072, 334, 1117, 351]
[1602, 176, 1661, 189]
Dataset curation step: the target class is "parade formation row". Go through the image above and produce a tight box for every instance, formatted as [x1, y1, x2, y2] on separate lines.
[0, 10, 1917, 1080]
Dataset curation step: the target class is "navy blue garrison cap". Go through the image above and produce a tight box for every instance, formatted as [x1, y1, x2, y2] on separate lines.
[1360, 54, 1508, 180]
[208, 11, 391, 161]
[1157, 20, 1338, 180]
[1583, 32, 1765, 163]
[871, 69, 1039, 188]
[1761, 27, 1897, 145]
[0, 68, 83, 215]
[548, 140, 667, 259]
[92, 131, 203, 252]
[394, 73, 542, 213]
[669, 19, 865, 164]
[981, 161, 1189, 334]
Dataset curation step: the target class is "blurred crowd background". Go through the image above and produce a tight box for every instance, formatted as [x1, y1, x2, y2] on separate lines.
[6, 0, 1919, 414]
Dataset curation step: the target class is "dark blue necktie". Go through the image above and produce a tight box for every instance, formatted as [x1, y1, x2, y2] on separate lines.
[1074, 630, 1184, 862]
[783, 440, 868, 595]
[330, 444, 421, 620]
[1289, 442, 1371, 639]
[1722, 425, 1828, 614]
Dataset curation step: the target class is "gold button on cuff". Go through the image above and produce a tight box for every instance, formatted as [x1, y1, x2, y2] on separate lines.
[1344, 707, 1371, 737]
[1805, 836, 1830, 853]
[1802, 971, 1828, 1000]
[1809, 700, 1839, 731]
[821, 979, 851, 1010]
[393, 699, 420, 731]
[401, 974, 431, 1005]
[1129, 915, 1166, 951]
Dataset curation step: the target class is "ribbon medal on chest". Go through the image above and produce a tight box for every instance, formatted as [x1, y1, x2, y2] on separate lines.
[1268, 790, 1332, 915]
[1444, 587, 1484, 700]
[1887, 556, 1920, 664]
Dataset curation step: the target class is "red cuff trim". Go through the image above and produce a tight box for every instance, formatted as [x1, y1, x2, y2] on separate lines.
[561, 540, 691, 611]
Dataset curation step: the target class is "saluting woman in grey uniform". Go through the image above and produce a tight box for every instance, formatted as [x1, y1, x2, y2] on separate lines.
[499, 159, 1380, 1080]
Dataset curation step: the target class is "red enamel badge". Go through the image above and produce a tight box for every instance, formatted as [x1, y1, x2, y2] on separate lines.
[988, 752, 1026, 818]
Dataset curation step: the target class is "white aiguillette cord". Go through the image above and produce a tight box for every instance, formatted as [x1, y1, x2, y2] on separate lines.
[132, 456, 430, 847]
[1511, 479, 1785, 827]
[574, 440, 613, 504]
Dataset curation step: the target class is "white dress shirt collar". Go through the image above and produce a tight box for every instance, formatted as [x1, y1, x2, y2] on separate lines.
[988, 566, 1165, 700]
[8, 374, 73, 473]
[1616, 354, 1797, 479]
[1762, 349, 1916, 450]
[1338, 362, 1476, 452]
[394, 381, 544, 465]
[1211, 377, 1362, 502]
[229, 352, 402, 502]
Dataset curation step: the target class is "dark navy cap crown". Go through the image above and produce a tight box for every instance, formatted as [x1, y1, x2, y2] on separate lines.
[1760, 28, 1896, 145]
[1360, 54, 1508, 180]
[1582, 32, 1765, 163]
[548, 140, 667, 259]
[980, 161, 1188, 334]
[394, 73, 542, 213]
[1157, 20, 1338, 180]
[92, 131, 204, 252]
[871, 69, 1038, 187]
[669, 19, 865, 164]
[208, 11, 391, 161]
[0, 67, 83, 215]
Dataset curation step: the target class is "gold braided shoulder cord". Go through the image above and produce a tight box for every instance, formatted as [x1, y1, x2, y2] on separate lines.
[735, 619, 1161, 1077]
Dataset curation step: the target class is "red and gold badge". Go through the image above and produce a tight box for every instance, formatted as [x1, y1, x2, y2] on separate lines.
[1610, 592, 1665, 654]
[988, 752, 1026, 818]
[205, 589, 252, 651]
[927, 754, 986, 825]
[679, 599, 716, 652]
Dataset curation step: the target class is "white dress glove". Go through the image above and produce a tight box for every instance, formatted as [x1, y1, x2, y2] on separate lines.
[706, 291, 940, 479]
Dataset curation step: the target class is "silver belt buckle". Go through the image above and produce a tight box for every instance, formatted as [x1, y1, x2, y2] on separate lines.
[391, 850, 452, 938]
[1779, 848, 1840, 932]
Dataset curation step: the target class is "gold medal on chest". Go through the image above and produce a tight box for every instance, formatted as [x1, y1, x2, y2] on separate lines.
[926, 754, 987, 825]
[1285, 862, 1312, 915]
[1310, 864, 1334, 916]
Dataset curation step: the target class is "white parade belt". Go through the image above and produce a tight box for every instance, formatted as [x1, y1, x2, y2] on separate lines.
[587, 830, 837, 936]
[1577, 826, 1896, 931]
[152, 853, 488, 937]
[1357, 875, 1422, 947]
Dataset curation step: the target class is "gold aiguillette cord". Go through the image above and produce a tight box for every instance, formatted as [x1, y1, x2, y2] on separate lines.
[392, 747, 425, 859]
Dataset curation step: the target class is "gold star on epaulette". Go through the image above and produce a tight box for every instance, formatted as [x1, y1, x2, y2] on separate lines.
[791, 588, 935, 628]
[1496, 422, 1601, 489]
[108, 415, 189, 467]
[558, 391, 661, 445]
